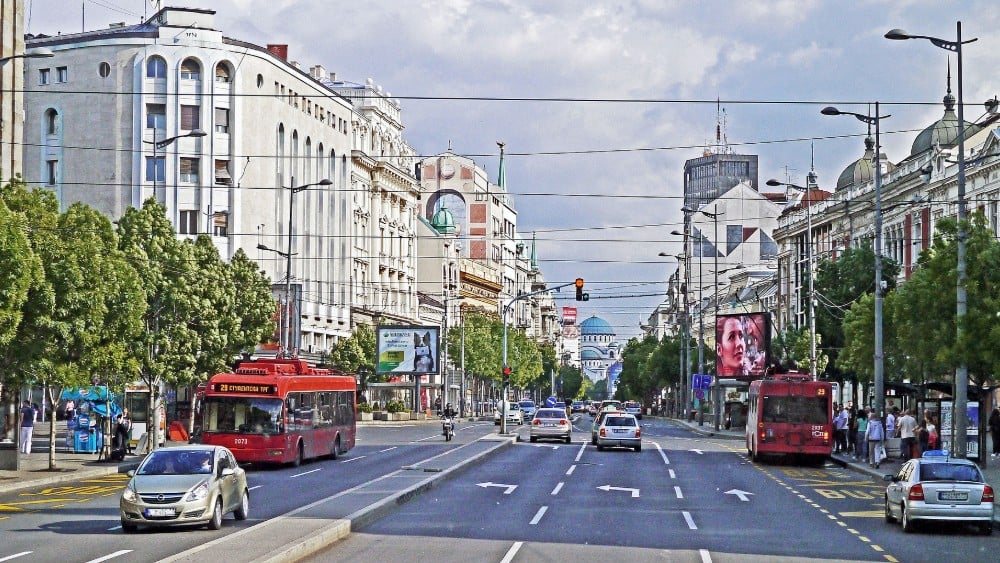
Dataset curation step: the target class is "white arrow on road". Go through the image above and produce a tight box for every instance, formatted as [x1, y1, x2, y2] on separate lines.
[597, 485, 640, 498]
[477, 482, 518, 495]
[724, 489, 754, 502]
[689, 449, 704, 455]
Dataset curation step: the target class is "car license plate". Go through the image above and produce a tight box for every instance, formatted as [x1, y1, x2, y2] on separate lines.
[613, 428, 628, 433]
[938, 491, 968, 501]
[145, 508, 175, 517]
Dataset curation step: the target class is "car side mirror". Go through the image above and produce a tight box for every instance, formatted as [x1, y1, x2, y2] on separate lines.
[221, 467, 235, 477]
[127, 470, 135, 477]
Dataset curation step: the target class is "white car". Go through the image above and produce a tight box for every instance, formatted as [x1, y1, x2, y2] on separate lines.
[494, 401, 523, 426]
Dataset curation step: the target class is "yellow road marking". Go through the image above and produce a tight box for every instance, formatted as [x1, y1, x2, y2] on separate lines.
[0, 498, 79, 511]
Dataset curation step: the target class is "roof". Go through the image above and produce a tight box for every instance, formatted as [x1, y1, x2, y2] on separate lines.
[580, 315, 614, 335]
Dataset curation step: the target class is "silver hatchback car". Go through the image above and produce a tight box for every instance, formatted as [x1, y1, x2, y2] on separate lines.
[596, 413, 641, 452]
[529, 408, 572, 443]
[883, 451, 994, 534]
[120, 445, 249, 532]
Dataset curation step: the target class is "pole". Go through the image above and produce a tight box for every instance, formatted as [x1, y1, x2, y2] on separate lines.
[713, 205, 721, 431]
[501, 303, 509, 434]
[807, 182, 817, 379]
[873, 100, 885, 425]
[684, 215, 693, 421]
[284, 185, 295, 358]
[697, 229, 704, 426]
[443, 293, 450, 413]
[460, 311, 466, 418]
[954, 21, 969, 459]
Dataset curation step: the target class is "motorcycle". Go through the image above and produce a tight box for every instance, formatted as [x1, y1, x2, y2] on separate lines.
[442, 415, 455, 441]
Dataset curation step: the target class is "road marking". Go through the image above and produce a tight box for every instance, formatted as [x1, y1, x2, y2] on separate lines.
[690, 449, 704, 455]
[682, 511, 697, 530]
[500, 542, 523, 563]
[840, 510, 885, 518]
[529, 506, 548, 525]
[674, 486, 683, 499]
[668, 469, 676, 479]
[414, 435, 442, 442]
[0, 498, 78, 511]
[0, 553, 32, 562]
[249, 485, 263, 491]
[340, 456, 366, 463]
[84, 551, 132, 563]
[290, 468, 322, 478]
[724, 489, 753, 502]
[566, 465, 576, 476]
[107, 524, 121, 531]
[597, 485, 639, 498]
[699, 549, 712, 563]
[655, 442, 670, 465]
[575, 442, 586, 461]
[477, 482, 518, 495]
[551, 482, 564, 496]
[379, 447, 397, 453]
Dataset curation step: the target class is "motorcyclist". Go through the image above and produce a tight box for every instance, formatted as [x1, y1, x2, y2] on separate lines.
[443, 403, 457, 419]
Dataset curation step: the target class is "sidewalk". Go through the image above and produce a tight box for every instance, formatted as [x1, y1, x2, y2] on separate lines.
[670, 417, 1000, 524]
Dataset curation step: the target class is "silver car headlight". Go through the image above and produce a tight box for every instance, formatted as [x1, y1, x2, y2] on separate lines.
[122, 483, 137, 503]
[185, 480, 210, 502]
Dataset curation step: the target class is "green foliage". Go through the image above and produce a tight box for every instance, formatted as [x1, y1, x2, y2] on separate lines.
[0, 196, 35, 346]
[386, 400, 406, 413]
[559, 364, 583, 399]
[328, 323, 375, 375]
[227, 248, 278, 354]
[358, 402, 373, 413]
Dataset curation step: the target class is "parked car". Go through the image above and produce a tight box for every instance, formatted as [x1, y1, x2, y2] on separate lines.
[119, 445, 249, 532]
[519, 400, 537, 420]
[883, 451, 994, 534]
[623, 401, 643, 420]
[595, 413, 641, 452]
[494, 401, 523, 426]
[590, 409, 623, 445]
[529, 408, 572, 443]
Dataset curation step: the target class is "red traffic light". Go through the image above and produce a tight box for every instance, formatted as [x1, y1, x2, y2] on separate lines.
[503, 366, 512, 375]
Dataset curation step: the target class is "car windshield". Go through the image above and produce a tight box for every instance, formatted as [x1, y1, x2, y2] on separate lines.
[919, 463, 983, 482]
[605, 416, 635, 427]
[139, 450, 214, 475]
[519, 401, 535, 408]
[536, 410, 562, 418]
[202, 397, 284, 434]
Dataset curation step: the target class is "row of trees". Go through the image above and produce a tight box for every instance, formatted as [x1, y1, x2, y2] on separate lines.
[614, 214, 1000, 412]
[0, 180, 276, 467]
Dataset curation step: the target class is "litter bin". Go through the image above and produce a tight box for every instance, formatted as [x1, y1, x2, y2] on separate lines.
[0, 442, 17, 470]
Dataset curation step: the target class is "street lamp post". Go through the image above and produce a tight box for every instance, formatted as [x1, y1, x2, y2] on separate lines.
[885, 21, 977, 460]
[821, 104, 891, 426]
[442, 293, 465, 414]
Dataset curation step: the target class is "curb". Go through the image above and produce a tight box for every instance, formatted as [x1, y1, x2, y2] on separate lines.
[0, 460, 140, 495]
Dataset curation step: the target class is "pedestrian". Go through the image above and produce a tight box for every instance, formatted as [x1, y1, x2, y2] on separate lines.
[847, 405, 858, 455]
[833, 403, 849, 453]
[990, 408, 1000, 458]
[885, 407, 898, 439]
[923, 412, 937, 453]
[866, 411, 886, 468]
[65, 399, 75, 421]
[898, 409, 919, 461]
[855, 408, 869, 462]
[917, 412, 930, 454]
[19, 400, 36, 454]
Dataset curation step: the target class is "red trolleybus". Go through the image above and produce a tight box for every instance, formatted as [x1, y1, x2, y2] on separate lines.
[746, 373, 833, 464]
[200, 358, 356, 466]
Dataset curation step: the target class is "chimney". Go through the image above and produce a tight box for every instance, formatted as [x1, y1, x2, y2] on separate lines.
[310, 65, 326, 80]
[329, 72, 337, 82]
[267, 44, 288, 61]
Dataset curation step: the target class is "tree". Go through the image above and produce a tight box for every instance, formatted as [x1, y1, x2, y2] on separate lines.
[117, 199, 200, 451]
[328, 323, 376, 400]
[558, 364, 584, 399]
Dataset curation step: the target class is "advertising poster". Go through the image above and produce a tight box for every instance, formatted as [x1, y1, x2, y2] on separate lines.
[376, 326, 440, 375]
[715, 312, 771, 381]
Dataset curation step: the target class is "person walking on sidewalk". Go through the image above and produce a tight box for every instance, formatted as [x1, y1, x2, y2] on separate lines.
[989, 408, 1000, 458]
[866, 412, 886, 468]
[898, 409, 919, 461]
[19, 400, 36, 454]
[855, 408, 869, 462]
[833, 403, 849, 453]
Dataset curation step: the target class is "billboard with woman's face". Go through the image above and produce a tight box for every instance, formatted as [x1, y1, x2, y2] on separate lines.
[716, 312, 771, 381]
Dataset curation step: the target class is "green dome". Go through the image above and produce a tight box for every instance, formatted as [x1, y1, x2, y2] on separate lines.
[431, 205, 456, 234]
[909, 85, 982, 157]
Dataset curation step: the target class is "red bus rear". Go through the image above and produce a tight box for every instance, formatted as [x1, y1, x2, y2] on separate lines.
[200, 358, 356, 465]
[746, 374, 833, 463]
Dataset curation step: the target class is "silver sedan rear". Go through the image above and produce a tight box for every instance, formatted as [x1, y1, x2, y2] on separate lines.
[596, 413, 641, 452]
[884, 454, 994, 534]
[529, 408, 572, 443]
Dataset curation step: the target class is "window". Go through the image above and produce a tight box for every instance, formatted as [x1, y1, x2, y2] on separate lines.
[146, 56, 166, 78]
[214, 64, 231, 83]
[44, 109, 59, 135]
[180, 59, 201, 80]
[145, 156, 165, 182]
[214, 108, 229, 133]
[212, 212, 229, 237]
[179, 210, 198, 235]
[98, 62, 111, 78]
[39, 68, 50, 85]
[180, 105, 200, 130]
[45, 160, 58, 185]
[56, 67, 68, 83]
[146, 104, 166, 129]
[179, 158, 200, 183]
[214, 160, 232, 185]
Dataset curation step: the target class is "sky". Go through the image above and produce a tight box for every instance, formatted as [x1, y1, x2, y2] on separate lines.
[23, 0, 1000, 341]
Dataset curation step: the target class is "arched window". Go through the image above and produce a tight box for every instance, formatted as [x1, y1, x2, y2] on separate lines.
[277, 124, 285, 187]
[146, 56, 167, 78]
[180, 58, 201, 80]
[214, 63, 231, 83]
[44, 109, 59, 135]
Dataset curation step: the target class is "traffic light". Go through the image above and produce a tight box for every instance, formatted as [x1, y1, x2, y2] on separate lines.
[575, 278, 589, 301]
[502, 365, 512, 388]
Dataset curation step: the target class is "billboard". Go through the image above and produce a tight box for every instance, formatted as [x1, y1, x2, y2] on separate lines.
[715, 312, 771, 381]
[376, 325, 440, 375]
[562, 306, 577, 325]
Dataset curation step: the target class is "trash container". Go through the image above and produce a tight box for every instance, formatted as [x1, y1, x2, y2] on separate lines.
[0, 442, 17, 470]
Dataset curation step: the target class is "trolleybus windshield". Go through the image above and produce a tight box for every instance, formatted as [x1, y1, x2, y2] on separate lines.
[762, 395, 828, 425]
[202, 397, 284, 434]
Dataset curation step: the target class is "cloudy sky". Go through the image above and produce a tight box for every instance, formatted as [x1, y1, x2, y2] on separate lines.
[25, 0, 1000, 341]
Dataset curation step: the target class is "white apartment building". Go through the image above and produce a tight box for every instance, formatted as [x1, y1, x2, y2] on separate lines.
[20, 6, 395, 357]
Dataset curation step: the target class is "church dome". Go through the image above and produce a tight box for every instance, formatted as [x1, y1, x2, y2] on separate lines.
[580, 315, 614, 336]
[581, 349, 602, 361]
[836, 136, 897, 192]
[430, 205, 456, 234]
[909, 73, 982, 157]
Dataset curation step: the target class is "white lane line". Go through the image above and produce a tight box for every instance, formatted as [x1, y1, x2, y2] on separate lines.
[669, 469, 676, 479]
[655, 441, 670, 464]
[413, 435, 441, 442]
[84, 551, 132, 563]
[249, 485, 263, 491]
[500, 542, 523, 563]
[0, 554, 32, 562]
[700, 549, 713, 563]
[107, 524, 122, 531]
[551, 482, 564, 496]
[340, 455, 367, 463]
[683, 511, 697, 530]
[575, 442, 586, 462]
[290, 468, 322, 478]
[379, 446, 398, 453]
[674, 486, 684, 499]
[565, 465, 576, 476]
[529, 506, 548, 525]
